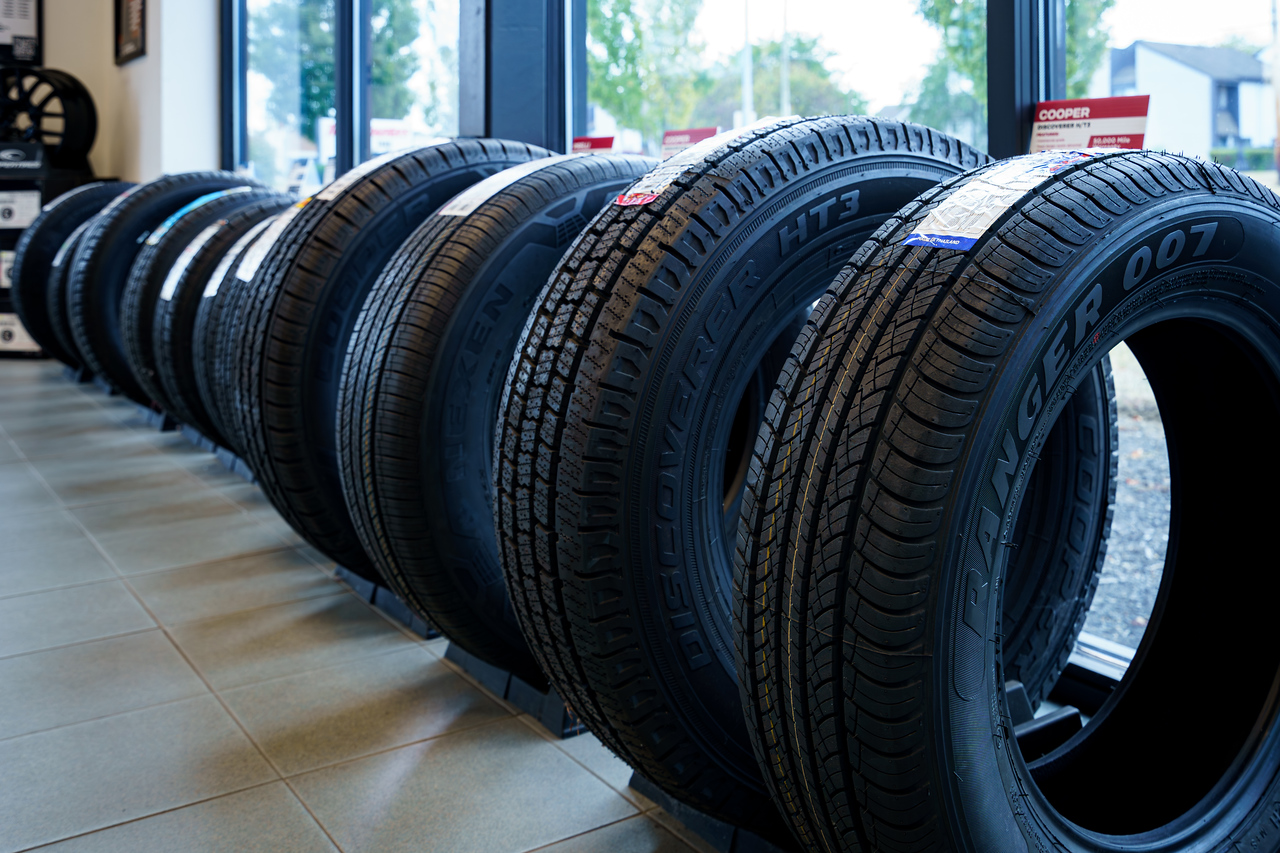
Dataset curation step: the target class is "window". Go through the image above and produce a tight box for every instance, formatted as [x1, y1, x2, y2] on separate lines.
[230, 0, 461, 187]
[245, 0, 337, 193]
[361, 0, 461, 161]
[1066, 0, 1273, 652]
[1074, 0, 1273, 163]
[584, 0, 987, 156]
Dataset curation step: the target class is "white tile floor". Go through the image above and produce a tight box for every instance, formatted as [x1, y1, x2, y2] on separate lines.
[0, 360, 706, 853]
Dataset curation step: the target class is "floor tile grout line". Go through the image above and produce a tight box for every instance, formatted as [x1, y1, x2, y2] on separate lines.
[0, 626, 161, 662]
[17, 450, 347, 852]
[277, 714, 527, 785]
[0, 574, 139, 603]
[11, 778, 288, 853]
[0, 423, 28, 463]
[12, 383, 307, 537]
[0, 691, 214, 745]
[6, 368, 673, 853]
[145, 585, 350, 632]
[100, 542, 311, 579]
[209, 633, 440, 694]
[276, 714, 519, 782]
[516, 813, 700, 853]
[510, 713, 655, 813]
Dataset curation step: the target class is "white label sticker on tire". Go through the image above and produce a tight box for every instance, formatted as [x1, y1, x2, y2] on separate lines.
[614, 116, 792, 206]
[0, 191, 41, 229]
[314, 140, 449, 202]
[159, 220, 225, 301]
[205, 216, 276, 299]
[52, 219, 91, 269]
[235, 199, 309, 283]
[903, 149, 1109, 251]
[436, 154, 582, 217]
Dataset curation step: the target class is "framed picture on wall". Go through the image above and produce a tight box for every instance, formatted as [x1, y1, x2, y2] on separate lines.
[115, 0, 145, 65]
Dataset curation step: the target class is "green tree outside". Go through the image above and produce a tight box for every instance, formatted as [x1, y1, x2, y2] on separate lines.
[1065, 0, 1117, 98]
[249, 0, 422, 179]
[909, 0, 1116, 150]
[587, 0, 710, 152]
[587, 0, 870, 154]
[368, 0, 424, 121]
[692, 38, 869, 131]
[249, 0, 336, 145]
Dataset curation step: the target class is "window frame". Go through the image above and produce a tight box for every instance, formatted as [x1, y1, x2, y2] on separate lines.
[220, 0, 1068, 173]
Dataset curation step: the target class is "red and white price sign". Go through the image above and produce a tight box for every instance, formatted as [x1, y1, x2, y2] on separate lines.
[661, 127, 720, 159]
[1030, 95, 1150, 153]
[572, 136, 615, 154]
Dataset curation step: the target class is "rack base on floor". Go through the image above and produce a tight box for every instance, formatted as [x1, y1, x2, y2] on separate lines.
[332, 565, 439, 642]
[443, 643, 586, 740]
[627, 774, 800, 853]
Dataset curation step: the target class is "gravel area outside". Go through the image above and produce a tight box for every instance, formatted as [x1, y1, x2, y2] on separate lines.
[1079, 344, 1170, 650]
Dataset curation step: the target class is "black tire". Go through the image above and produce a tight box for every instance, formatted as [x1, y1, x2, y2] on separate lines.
[233, 140, 552, 579]
[44, 219, 95, 368]
[738, 150, 1280, 851]
[11, 181, 133, 365]
[67, 172, 264, 404]
[494, 117, 990, 831]
[120, 186, 284, 414]
[154, 195, 294, 444]
[0, 68, 98, 168]
[338, 153, 656, 685]
[193, 213, 283, 455]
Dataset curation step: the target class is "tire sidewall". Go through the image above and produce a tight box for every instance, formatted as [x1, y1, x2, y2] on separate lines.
[619, 161, 966, 776]
[301, 160, 533, 479]
[939, 194, 1280, 852]
[424, 182, 624, 619]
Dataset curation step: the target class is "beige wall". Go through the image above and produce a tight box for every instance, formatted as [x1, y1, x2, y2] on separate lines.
[44, 0, 220, 182]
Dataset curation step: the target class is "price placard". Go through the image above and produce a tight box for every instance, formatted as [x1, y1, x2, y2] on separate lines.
[1030, 96, 1150, 153]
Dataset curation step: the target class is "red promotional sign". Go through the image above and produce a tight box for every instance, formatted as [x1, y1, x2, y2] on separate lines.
[661, 127, 719, 158]
[1030, 95, 1150, 153]
[572, 136, 614, 153]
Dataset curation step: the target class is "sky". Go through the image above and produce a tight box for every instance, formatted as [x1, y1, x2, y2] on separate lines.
[692, 0, 1276, 112]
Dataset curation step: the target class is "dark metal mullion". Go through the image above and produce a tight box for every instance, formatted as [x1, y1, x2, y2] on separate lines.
[335, 0, 355, 175]
[1045, 0, 1067, 101]
[218, 0, 246, 171]
[987, 0, 1066, 159]
[458, 0, 487, 136]
[571, 0, 586, 138]
[357, 0, 372, 163]
[485, 0, 569, 152]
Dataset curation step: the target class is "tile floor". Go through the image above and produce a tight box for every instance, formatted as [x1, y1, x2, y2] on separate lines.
[0, 360, 705, 853]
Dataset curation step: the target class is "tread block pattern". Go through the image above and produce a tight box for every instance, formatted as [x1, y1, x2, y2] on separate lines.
[337, 153, 655, 682]
[231, 140, 550, 578]
[494, 116, 986, 830]
[736, 152, 1275, 851]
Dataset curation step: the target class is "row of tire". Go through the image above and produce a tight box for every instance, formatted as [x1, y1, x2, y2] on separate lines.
[12, 115, 1280, 852]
